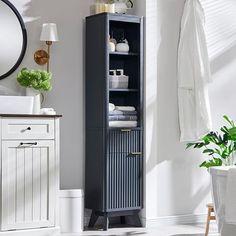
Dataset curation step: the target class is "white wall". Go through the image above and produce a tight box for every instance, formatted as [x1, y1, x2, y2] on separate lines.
[134, 0, 236, 226]
[1, 0, 94, 189]
[143, 0, 211, 223]
[151, 0, 211, 220]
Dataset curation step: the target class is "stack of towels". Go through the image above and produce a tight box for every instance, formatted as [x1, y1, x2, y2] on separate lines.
[109, 103, 137, 127]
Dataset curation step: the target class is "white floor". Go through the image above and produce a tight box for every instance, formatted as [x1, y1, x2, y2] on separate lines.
[60, 223, 219, 236]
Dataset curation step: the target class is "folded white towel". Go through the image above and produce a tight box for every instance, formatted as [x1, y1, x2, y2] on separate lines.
[109, 103, 115, 112]
[109, 121, 137, 128]
[115, 106, 135, 112]
[40, 108, 56, 115]
[225, 167, 236, 224]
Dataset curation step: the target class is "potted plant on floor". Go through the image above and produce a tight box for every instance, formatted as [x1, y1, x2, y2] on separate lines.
[186, 115, 236, 234]
[16, 68, 52, 114]
[186, 115, 236, 168]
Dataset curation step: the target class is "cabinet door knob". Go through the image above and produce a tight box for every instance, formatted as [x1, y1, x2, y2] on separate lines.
[130, 152, 142, 156]
[27, 127, 31, 130]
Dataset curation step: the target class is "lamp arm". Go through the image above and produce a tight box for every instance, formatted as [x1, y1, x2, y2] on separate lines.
[46, 41, 52, 72]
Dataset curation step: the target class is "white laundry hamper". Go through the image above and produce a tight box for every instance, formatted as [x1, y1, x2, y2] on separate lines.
[210, 167, 236, 235]
[60, 189, 84, 233]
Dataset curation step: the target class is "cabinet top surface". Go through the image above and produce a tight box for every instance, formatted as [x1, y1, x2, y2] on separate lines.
[0, 114, 62, 118]
[86, 12, 143, 21]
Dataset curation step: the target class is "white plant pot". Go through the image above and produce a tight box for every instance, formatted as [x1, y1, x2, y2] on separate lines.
[26, 88, 41, 114]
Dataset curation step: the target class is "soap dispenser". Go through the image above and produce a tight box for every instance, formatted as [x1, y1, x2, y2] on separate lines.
[109, 70, 119, 89]
[116, 69, 129, 89]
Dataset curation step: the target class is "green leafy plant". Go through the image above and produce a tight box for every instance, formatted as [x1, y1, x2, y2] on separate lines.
[186, 115, 236, 168]
[16, 68, 52, 91]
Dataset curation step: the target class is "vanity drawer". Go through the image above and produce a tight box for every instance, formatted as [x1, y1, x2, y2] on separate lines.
[108, 129, 142, 153]
[1, 118, 54, 140]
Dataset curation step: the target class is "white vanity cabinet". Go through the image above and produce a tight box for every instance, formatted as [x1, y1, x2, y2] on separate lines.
[0, 115, 61, 236]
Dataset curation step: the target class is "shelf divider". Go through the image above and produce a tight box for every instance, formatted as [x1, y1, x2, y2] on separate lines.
[109, 88, 138, 92]
[109, 52, 139, 56]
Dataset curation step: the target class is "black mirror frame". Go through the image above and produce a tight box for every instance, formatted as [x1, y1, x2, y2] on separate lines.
[0, 0, 27, 80]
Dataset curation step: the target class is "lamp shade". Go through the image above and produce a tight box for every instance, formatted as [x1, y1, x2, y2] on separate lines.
[40, 23, 59, 42]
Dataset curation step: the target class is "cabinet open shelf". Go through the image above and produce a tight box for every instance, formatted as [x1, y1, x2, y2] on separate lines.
[109, 127, 142, 131]
[109, 52, 139, 56]
[109, 88, 138, 92]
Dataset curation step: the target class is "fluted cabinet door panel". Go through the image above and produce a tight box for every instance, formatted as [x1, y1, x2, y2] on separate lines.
[108, 130, 142, 153]
[1, 140, 55, 231]
[107, 152, 142, 210]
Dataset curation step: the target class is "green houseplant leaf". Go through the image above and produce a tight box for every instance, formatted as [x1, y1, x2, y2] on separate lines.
[186, 115, 236, 168]
[16, 68, 52, 92]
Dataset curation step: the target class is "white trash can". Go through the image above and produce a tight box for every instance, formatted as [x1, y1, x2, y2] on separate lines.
[60, 189, 84, 233]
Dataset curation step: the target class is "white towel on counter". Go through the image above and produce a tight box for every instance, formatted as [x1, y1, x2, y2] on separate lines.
[40, 108, 56, 115]
[225, 168, 236, 225]
[177, 0, 212, 142]
[109, 103, 115, 112]
[109, 121, 137, 128]
[115, 106, 136, 112]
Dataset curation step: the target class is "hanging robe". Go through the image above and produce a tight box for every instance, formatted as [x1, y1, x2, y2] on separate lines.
[178, 0, 212, 142]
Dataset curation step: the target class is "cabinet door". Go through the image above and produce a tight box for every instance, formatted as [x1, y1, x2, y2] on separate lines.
[107, 152, 142, 211]
[1, 140, 55, 231]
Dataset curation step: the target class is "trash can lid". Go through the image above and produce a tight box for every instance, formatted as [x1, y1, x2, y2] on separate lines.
[60, 189, 84, 198]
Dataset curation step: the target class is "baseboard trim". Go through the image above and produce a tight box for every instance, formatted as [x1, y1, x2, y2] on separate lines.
[85, 212, 207, 228]
[0, 227, 60, 236]
[142, 213, 207, 228]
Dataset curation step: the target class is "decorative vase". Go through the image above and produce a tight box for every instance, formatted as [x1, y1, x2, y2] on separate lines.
[116, 42, 129, 52]
[26, 88, 41, 114]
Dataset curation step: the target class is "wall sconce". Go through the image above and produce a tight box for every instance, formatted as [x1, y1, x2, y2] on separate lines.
[34, 23, 59, 72]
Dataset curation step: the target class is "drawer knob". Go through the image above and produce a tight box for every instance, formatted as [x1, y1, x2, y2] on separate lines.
[19, 142, 37, 146]
[121, 129, 131, 132]
[26, 127, 31, 130]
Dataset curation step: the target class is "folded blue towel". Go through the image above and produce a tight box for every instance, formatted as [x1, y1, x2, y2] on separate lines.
[109, 115, 137, 121]
[109, 110, 137, 116]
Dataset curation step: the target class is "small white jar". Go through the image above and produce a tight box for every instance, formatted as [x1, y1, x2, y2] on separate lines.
[109, 41, 116, 52]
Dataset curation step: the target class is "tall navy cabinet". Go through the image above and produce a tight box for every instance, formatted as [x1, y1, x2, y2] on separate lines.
[85, 13, 144, 230]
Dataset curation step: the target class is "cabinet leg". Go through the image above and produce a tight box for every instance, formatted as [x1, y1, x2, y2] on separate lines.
[120, 216, 126, 224]
[88, 210, 99, 228]
[126, 214, 142, 227]
[133, 214, 142, 227]
[103, 214, 109, 231]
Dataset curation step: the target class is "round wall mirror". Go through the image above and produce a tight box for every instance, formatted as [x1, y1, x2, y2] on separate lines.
[0, 0, 27, 80]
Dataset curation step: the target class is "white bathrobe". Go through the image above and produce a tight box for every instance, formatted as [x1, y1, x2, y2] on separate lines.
[178, 0, 212, 142]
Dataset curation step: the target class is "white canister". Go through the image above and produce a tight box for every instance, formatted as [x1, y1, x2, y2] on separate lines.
[60, 189, 84, 233]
